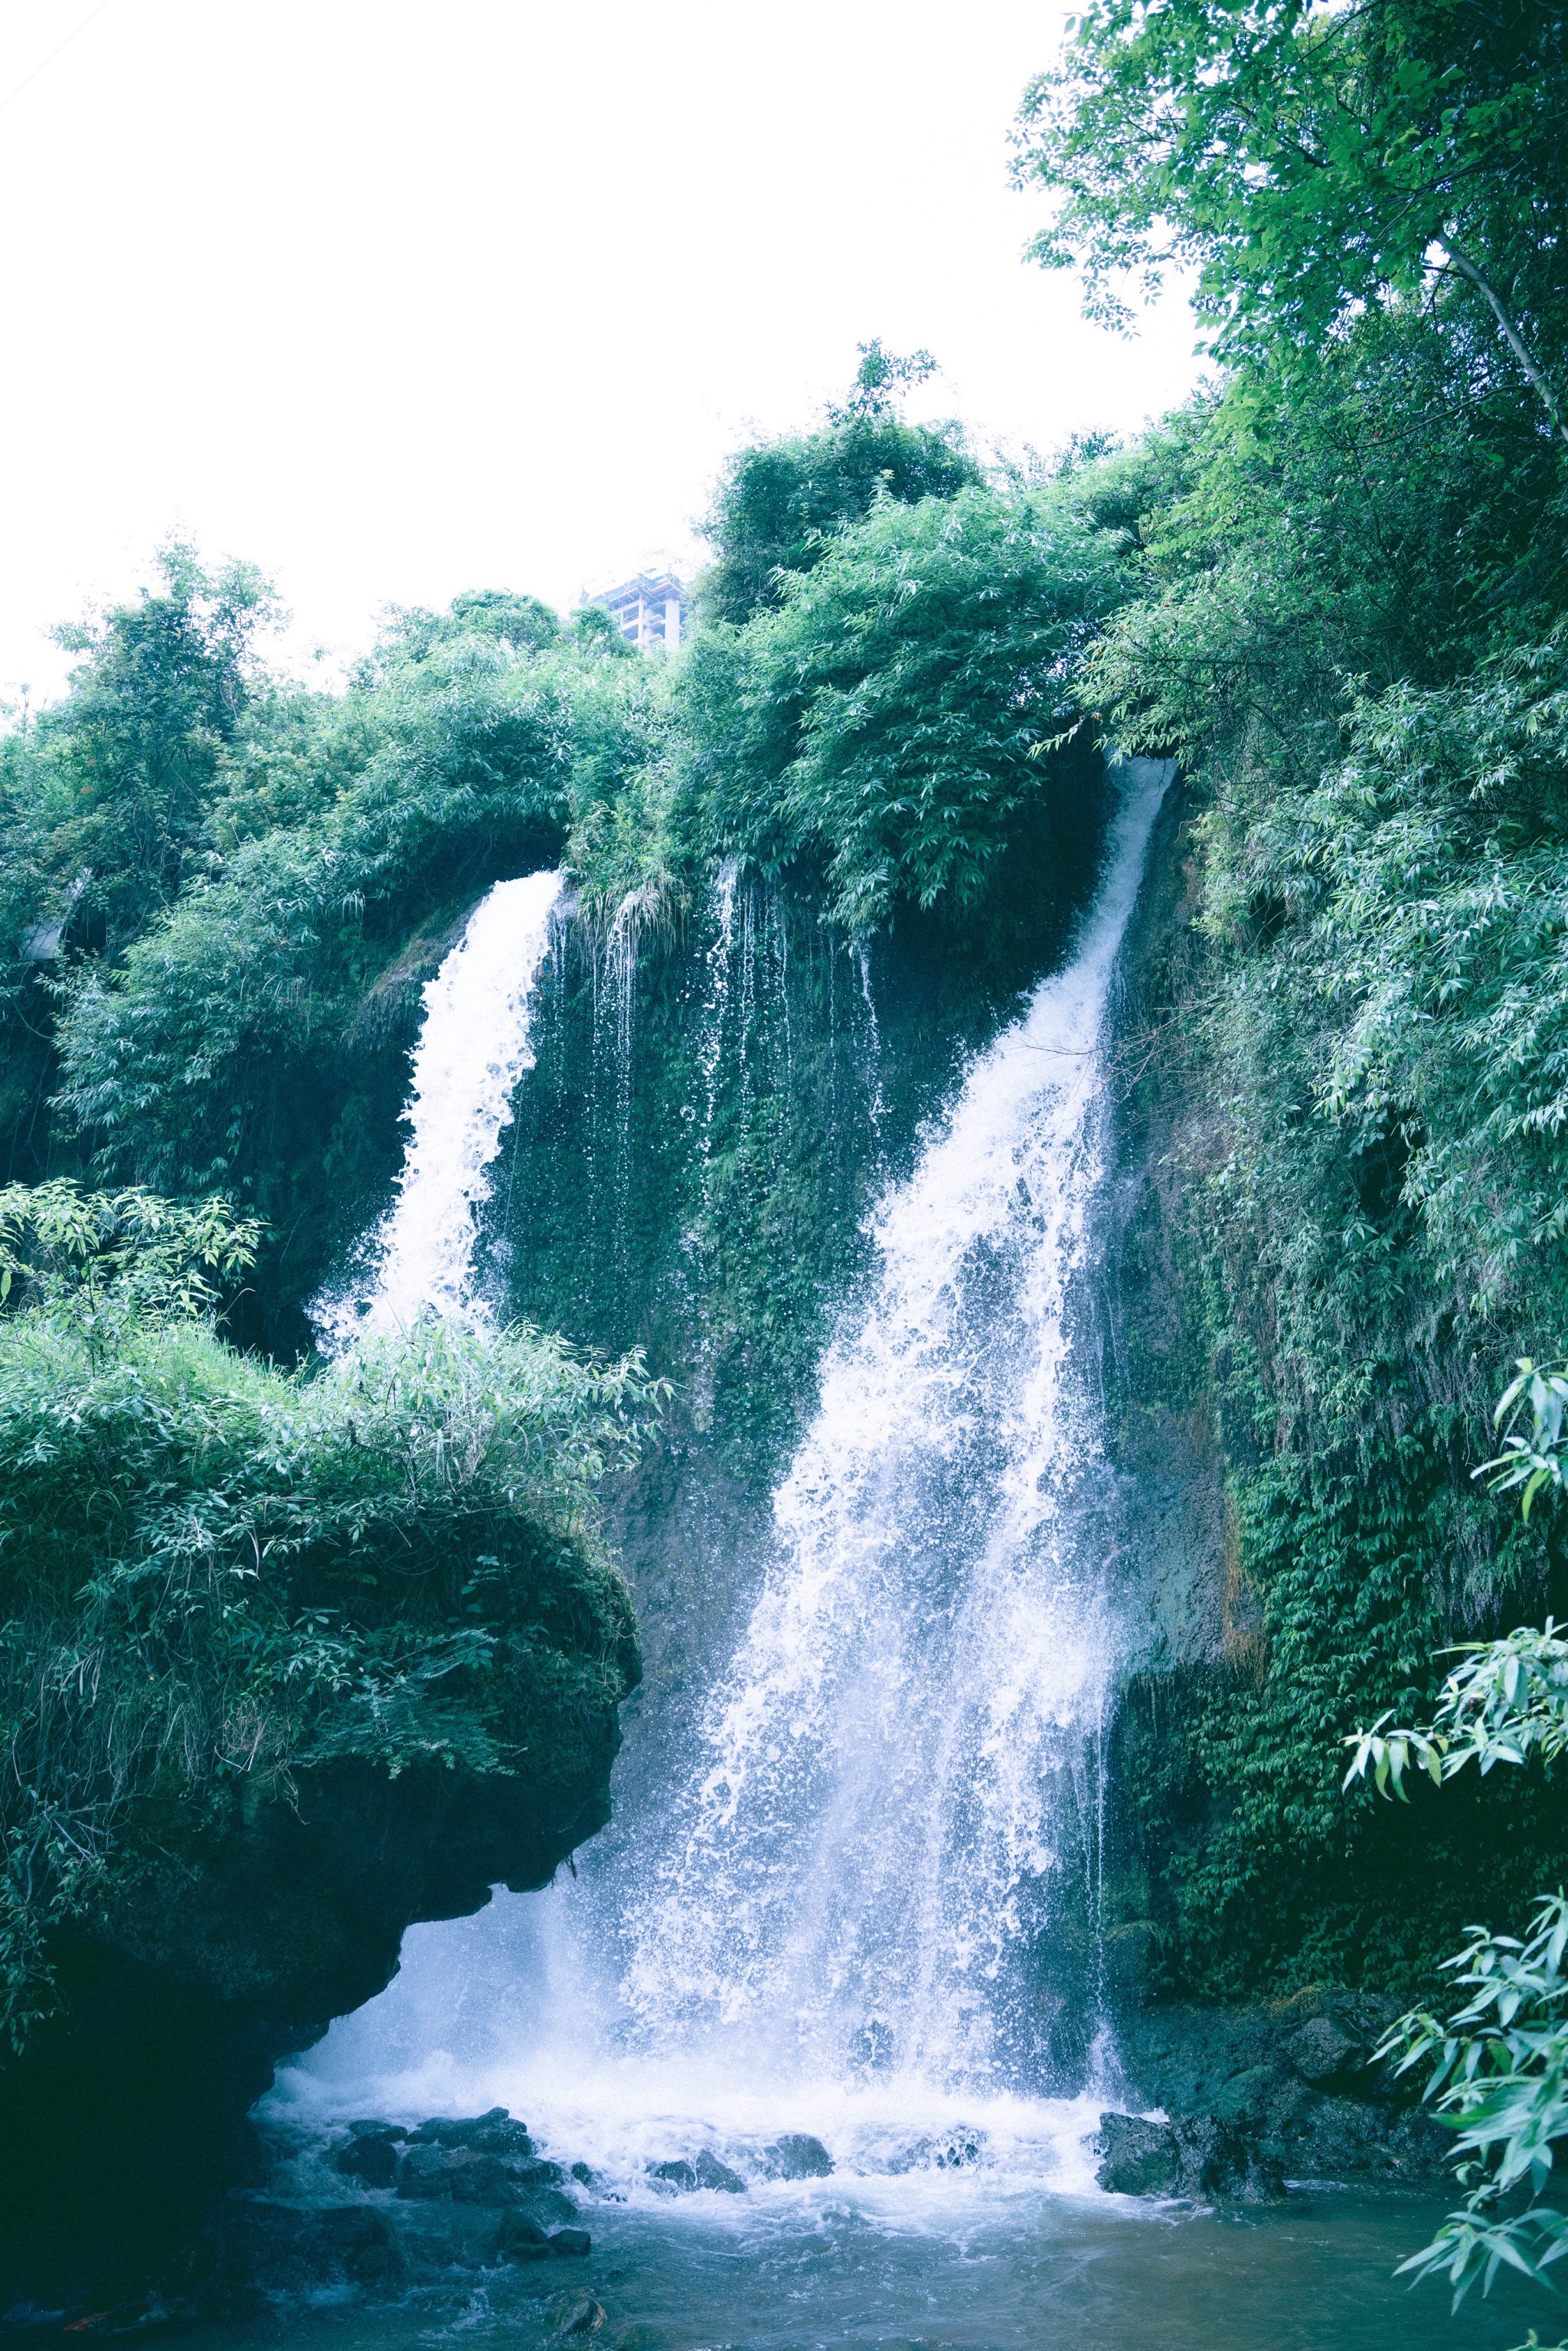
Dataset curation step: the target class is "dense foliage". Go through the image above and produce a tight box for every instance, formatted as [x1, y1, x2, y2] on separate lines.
[1340, 1368, 1568, 2300]
[697, 341, 982, 626]
[1014, 0, 1568, 444]
[0, 350, 1109, 1347]
[0, 592, 669, 1339]
[1022, 0, 1568, 2016]
[0, 1184, 654, 2056]
[681, 484, 1122, 930]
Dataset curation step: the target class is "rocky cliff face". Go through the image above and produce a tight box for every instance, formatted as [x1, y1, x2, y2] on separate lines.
[0, 1732, 624, 2312]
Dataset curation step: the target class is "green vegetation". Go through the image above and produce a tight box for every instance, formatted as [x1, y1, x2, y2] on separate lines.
[0, 352, 1110, 1353]
[1338, 1367, 1568, 2302]
[1015, 0, 1566, 434]
[1012, 0, 1568, 2010]
[681, 482, 1121, 931]
[2, 0, 1566, 2171]
[697, 341, 982, 626]
[0, 1180, 654, 2055]
[3, 583, 670, 1337]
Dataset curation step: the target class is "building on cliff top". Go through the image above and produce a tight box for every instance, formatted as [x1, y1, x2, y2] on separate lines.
[581, 570, 689, 652]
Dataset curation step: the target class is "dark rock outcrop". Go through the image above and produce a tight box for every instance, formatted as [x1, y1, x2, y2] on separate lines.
[1096, 2112, 1182, 2196]
[1110, 1987, 1452, 2189]
[1096, 2111, 1285, 2202]
[0, 1742, 622, 2317]
[649, 2149, 747, 2193]
[761, 2133, 834, 2180]
[335, 2133, 400, 2188]
[201, 2104, 596, 2312]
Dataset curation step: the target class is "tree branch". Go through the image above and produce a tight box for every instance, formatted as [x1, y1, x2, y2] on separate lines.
[1443, 246, 1568, 448]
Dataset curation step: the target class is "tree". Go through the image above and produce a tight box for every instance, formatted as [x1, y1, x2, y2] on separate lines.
[698, 344, 981, 626]
[1014, 0, 1568, 445]
[38, 545, 276, 958]
[681, 484, 1122, 931]
[826, 336, 939, 422]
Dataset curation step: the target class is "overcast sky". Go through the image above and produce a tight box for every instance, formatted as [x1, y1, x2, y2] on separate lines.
[0, 0, 1203, 704]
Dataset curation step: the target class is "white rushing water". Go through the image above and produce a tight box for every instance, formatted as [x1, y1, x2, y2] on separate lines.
[279, 762, 1174, 2213]
[315, 869, 564, 1346]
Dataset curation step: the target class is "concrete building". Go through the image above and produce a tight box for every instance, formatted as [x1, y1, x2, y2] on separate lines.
[583, 570, 690, 652]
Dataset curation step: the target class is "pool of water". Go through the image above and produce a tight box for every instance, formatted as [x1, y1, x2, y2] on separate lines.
[178, 2180, 1534, 2351]
[236, 1891, 1539, 2351]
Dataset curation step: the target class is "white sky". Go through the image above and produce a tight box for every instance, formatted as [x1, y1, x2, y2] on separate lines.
[0, 0, 1203, 706]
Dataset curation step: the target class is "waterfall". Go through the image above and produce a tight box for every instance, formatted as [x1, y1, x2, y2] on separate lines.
[315, 869, 564, 1346]
[622, 761, 1168, 2088]
[281, 762, 1173, 2193]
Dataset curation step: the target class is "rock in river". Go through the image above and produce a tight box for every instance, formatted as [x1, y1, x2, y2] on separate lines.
[761, 2134, 834, 2180]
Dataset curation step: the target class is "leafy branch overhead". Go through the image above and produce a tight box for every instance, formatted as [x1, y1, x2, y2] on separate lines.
[1014, 0, 1568, 441]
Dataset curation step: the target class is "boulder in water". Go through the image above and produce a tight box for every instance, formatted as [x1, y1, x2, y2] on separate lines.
[495, 2213, 552, 2263]
[449, 2154, 527, 2206]
[335, 2133, 399, 2188]
[1171, 2115, 1285, 2203]
[522, 2186, 580, 2226]
[1096, 2111, 1285, 2203]
[397, 2140, 564, 2206]
[397, 2144, 521, 2204]
[760, 2134, 833, 2180]
[397, 2143, 467, 2198]
[1096, 2113, 1181, 2196]
[216, 2199, 407, 2294]
[693, 2150, 746, 2193]
[651, 2151, 746, 2193]
[309, 2205, 407, 2285]
[413, 2108, 535, 2157]
[550, 2294, 606, 2335]
[548, 2227, 593, 2257]
[885, 2127, 985, 2176]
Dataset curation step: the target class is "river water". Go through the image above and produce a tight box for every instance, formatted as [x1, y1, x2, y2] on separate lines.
[182, 2175, 1530, 2349]
[247, 769, 1524, 2351]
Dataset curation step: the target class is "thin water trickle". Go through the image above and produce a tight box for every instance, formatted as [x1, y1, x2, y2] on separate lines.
[279, 762, 1175, 2218]
[603, 891, 640, 1278]
[854, 939, 887, 1138]
[694, 857, 739, 1200]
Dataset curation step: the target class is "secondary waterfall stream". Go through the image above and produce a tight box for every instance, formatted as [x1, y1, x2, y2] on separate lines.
[315, 869, 565, 1346]
[278, 762, 1173, 2208]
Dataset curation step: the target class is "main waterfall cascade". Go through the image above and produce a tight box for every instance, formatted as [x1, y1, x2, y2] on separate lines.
[278, 759, 1176, 2210]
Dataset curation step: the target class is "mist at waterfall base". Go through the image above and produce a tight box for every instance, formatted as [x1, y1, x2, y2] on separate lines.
[252, 770, 1516, 2349]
